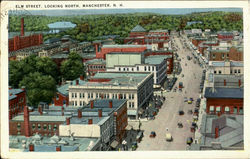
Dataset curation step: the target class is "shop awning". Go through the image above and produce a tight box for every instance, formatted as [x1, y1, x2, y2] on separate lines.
[110, 140, 119, 148]
[210, 106, 214, 111]
[225, 107, 230, 112]
[127, 110, 137, 116]
[216, 107, 221, 112]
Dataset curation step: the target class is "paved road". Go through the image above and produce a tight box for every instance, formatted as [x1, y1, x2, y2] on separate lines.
[136, 35, 203, 150]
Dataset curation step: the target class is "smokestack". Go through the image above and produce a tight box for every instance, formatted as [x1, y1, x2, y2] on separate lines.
[29, 144, 34, 152]
[62, 107, 64, 116]
[24, 106, 30, 137]
[98, 109, 102, 118]
[88, 118, 93, 125]
[90, 100, 94, 109]
[66, 117, 70, 125]
[109, 100, 113, 108]
[78, 109, 82, 118]
[239, 79, 241, 87]
[9, 110, 12, 120]
[38, 106, 43, 115]
[76, 80, 79, 85]
[21, 18, 24, 36]
[80, 75, 84, 81]
[215, 126, 219, 138]
[224, 79, 226, 86]
[56, 146, 61, 151]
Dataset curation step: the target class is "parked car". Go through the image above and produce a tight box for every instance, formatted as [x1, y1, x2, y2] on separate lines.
[179, 110, 184, 115]
[188, 100, 192, 104]
[131, 142, 137, 151]
[184, 97, 188, 102]
[166, 133, 173, 142]
[189, 98, 194, 101]
[186, 137, 193, 145]
[150, 131, 156, 138]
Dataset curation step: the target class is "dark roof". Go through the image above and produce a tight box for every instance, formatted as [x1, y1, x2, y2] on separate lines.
[204, 87, 243, 99]
[131, 25, 146, 32]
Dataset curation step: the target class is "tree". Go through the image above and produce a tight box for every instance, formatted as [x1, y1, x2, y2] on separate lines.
[60, 52, 85, 80]
[19, 72, 56, 107]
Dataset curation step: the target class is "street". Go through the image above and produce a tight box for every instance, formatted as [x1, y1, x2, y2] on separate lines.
[136, 35, 203, 150]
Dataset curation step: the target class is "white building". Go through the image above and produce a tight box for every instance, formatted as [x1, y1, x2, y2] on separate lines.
[208, 60, 243, 75]
[68, 72, 154, 119]
[106, 54, 168, 86]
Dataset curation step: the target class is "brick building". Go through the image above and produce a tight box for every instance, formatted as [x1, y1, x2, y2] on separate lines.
[208, 47, 243, 61]
[8, 18, 43, 52]
[85, 59, 106, 76]
[191, 37, 207, 47]
[204, 87, 243, 115]
[9, 88, 26, 120]
[217, 31, 234, 41]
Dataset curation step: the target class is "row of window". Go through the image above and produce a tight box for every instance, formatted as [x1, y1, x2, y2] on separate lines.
[209, 106, 243, 114]
[118, 66, 157, 72]
[17, 123, 58, 131]
[212, 53, 229, 59]
[89, 65, 106, 69]
[128, 102, 135, 108]
[214, 69, 241, 74]
[72, 92, 135, 100]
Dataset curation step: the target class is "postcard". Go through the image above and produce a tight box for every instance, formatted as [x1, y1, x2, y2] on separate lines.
[1, 1, 249, 159]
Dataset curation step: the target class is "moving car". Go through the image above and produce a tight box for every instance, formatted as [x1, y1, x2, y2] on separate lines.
[166, 133, 173, 142]
[186, 137, 193, 145]
[184, 97, 188, 102]
[188, 100, 192, 104]
[150, 131, 156, 138]
[179, 110, 184, 115]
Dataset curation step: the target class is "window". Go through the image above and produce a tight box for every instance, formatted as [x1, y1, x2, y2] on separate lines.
[32, 124, 36, 130]
[227, 54, 229, 57]
[225, 106, 230, 113]
[107, 94, 109, 99]
[115, 94, 118, 99]
[239, 108, 243, 114]
[75, 101, 77, 106]
[37, 124, 41, 130]
[127, 68, 129, 71]
[230, 70, 233, 74]
[152, 67, 154, 71]
[132, 102, 134, 108]
[219, 70, 222, 74]
[75, 93, 77, 98]
[137, 66, 139, 71]
[119, 68, 121, 71]
[214, 71, 217, 74]
[129, 94, 131, 99]
[80, 101, 82, 106]
[234, 70, 237, 73]
[17, 123, 21, 129]
[123, 94, 126, 99]
[88, 93, 90, 98]
[91, 93, 93, 98]
[222, 54, 224, 59]
[209, 106, 214, 113]
[123, 68, 125, 71]
[132, 68, 134, 71]
[72, 93, 74, 98]
[80, 93, 82, 98]
[53, 125, 57, 131]
[48, 124, 52, 130]
[132, 94, 134, 99]
[148, 66, 151, 71]
[234, 107, 238, 114]
[144, 66, 147, 71]
[238, 69, 241, 73]
[56, 94, 59, 100]
[43, 124, 47, 130]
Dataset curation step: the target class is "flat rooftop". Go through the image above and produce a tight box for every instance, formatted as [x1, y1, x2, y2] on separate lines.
[145, 55, 171, 65]
[102, 44, 146, 48]
[204, 87, 243, 99]
[85, 58, 106, 65]
[9, 89, 24, 100]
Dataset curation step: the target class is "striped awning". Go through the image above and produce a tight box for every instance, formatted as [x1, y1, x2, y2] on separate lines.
[216, 107, 221, 111]
[210, 106, 214, 111]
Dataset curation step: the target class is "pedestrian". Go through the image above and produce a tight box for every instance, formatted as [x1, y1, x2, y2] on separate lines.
[166, 127, 169, 131]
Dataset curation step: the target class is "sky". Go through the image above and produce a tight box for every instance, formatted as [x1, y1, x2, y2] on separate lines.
[10, 8, 242, 16]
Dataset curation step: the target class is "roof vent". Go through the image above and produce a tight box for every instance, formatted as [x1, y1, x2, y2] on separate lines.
[113, 80, 120, 86]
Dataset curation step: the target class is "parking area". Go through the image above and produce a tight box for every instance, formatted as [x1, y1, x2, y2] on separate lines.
[136, 35, 203, 150]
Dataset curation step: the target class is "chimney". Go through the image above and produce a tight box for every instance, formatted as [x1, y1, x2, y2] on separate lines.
[76, 80, 79, 85]
[29, 144, 34, 152]
[56, 145, 61, 151]
[78, 109, 82, 118]
[24, 106, 30, 137]
[224, 79, 226, 86]
[38, 106, 43, 115]
[98, 109, 102, 118]
[21, 17, 24, 36]
[66, 117, 70, 125]
[88, 118, 93, 125]
[109, 100, 113, 108]
[239, 79, 241, 87]
[90, 100, 94, 109]
[61, 107, 64, 116]
[80, 75, 84, 81]
[215, 126, 219, 138]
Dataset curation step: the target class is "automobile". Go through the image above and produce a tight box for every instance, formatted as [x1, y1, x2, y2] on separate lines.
[186, 137, 193, 145]
[173, 88, 177, 92]
[166, 133, 173, 142]
[179, 110, 184, 115]
[150, 131, 156, 138]
[196, 101, 200, 107]
[188, 100, 192, 104]
[131, 142, 138, 151]
[196, 98, 201, 102]
[177, 122, 183, 128]
[184, 97, 188, 102]
[189, 98, 194, 101]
